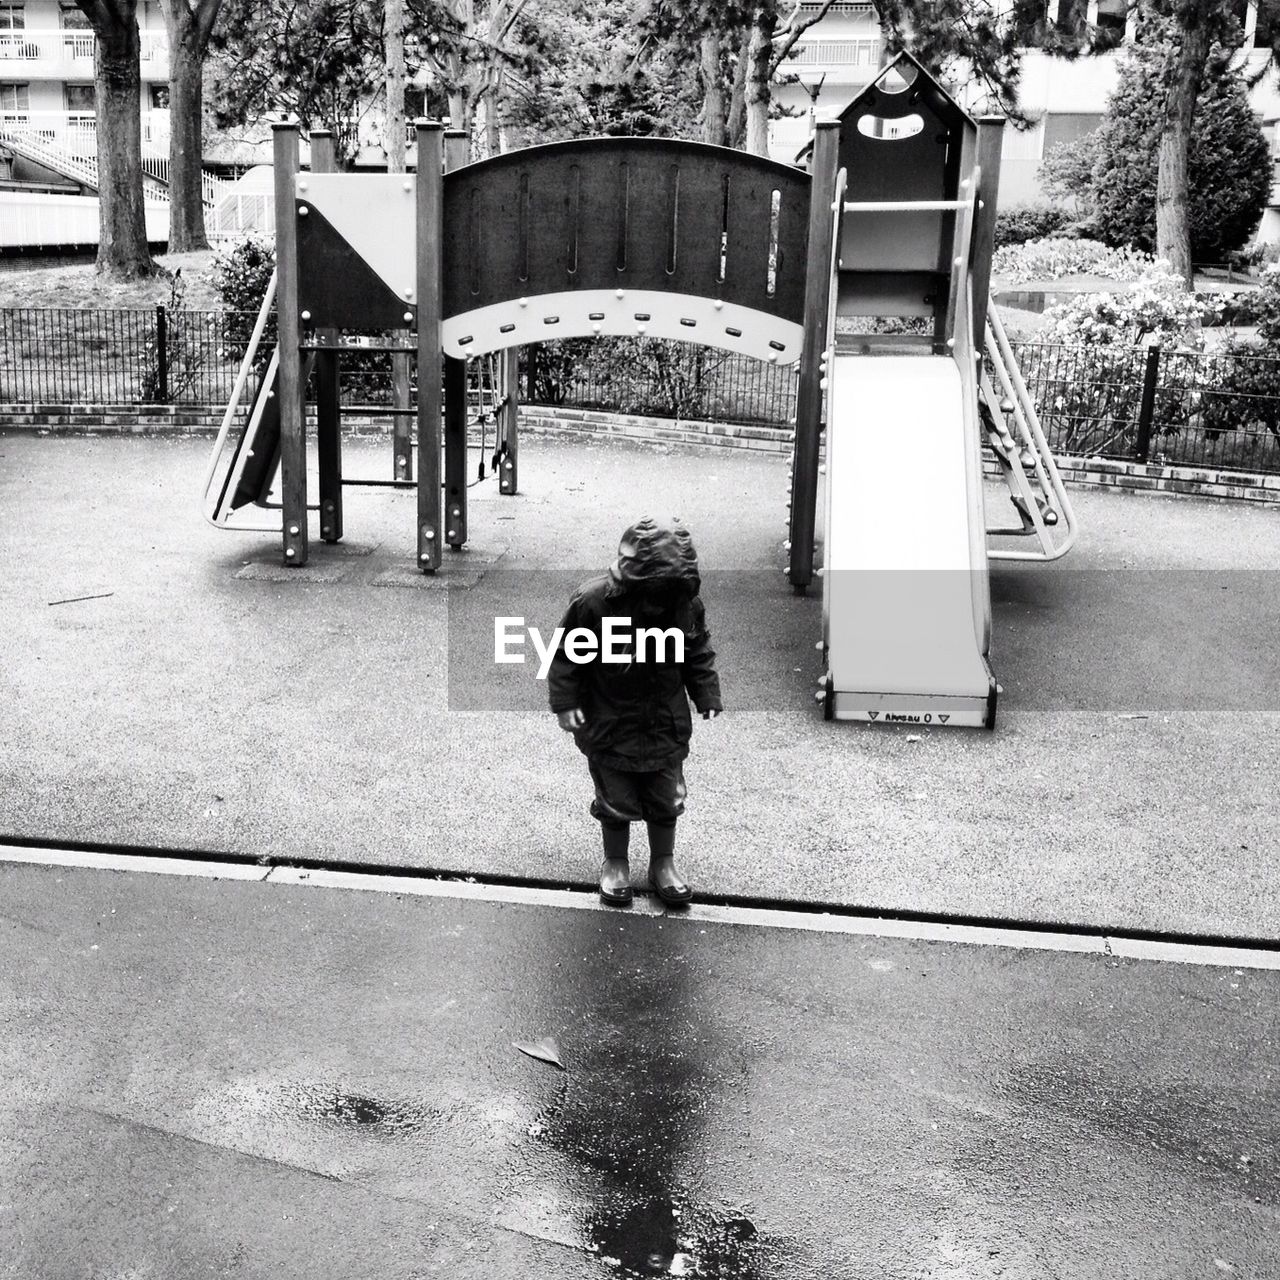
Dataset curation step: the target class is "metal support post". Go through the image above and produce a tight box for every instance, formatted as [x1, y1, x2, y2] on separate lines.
[273, 122, 308, 567]
[415, 121, 445, 573]
[310, 129, 343, 544]
[789, 119, 840, 592]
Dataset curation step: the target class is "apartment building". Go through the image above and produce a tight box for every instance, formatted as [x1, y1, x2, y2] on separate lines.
[0, 0, 171, 187]
[774, 0, 1280, 244]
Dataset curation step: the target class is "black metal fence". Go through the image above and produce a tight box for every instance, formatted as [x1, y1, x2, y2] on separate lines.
[523, 338, 796, 426]
[0, 306, 269, 406]
[1011, 341, 1280, 474]
[2, 306, 1279, 474]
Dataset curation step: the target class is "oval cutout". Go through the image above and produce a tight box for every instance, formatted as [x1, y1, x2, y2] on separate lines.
[856, 112, 925, 140]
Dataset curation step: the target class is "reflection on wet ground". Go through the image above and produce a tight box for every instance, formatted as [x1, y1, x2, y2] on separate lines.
[583, 1193, 760, 1277]
[292, 1086, 437, 1135]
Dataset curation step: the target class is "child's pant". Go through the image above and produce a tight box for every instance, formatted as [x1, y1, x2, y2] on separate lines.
[587, 759, 687, 828]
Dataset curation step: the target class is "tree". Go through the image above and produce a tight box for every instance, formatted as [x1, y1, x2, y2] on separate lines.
[76, 1, 154, 278]
[642, 0, 842, 155]
[407, 0, 537, 155]
[385, 0, 407, 170]
[210, 0, 387, 165]
[158, 0, 224, 252]
[500, 0, 701, 144]
[1132, 1, 1280, 285]
[1086, 37, 1272, 265]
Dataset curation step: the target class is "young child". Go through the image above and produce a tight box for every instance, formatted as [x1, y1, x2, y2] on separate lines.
[548, 517, 723, 907]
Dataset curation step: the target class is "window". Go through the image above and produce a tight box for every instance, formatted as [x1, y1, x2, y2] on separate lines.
[0, 81, 29, 111]
[59, 2, 91, 29]
[149, 83, 169, 109]
[1255, 6, 1274, 48]
[1042, 111, 1103, 154]
[64, 82, 95, 111]
[0, 6, 25, 31]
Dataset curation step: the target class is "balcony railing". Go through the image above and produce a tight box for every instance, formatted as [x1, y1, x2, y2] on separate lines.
[0, 109, 171, 153]
[780, 38, 883, 69]
[0, 29, 167, 66]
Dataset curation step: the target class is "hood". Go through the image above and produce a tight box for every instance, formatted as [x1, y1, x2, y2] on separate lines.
[606, 517, 702, 595]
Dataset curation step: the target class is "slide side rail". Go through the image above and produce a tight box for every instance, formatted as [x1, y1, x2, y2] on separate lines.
[201, 270, 280, 531]
[985, 306, 1078, 562]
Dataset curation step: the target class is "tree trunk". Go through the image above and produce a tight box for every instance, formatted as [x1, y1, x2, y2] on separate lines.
[1155, 9, 1212, 289]
[744, 7, 775, 158]
[385, 0, 406, 172]
[166, 36, 208, 251]
[94, 11, 153, 278]
[483, 88, 501, 157]
[448, 88, 468, 131]
[700, 31, 726, 146]
[726, 30, 748, 148]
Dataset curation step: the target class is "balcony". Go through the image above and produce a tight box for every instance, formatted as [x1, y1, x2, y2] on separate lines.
[0, 108, 172, 156]
[0, 29, 168, 77]
[778, 37, 883, 76]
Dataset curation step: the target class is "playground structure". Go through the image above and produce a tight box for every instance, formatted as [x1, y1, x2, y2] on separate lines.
[202, 53, 1076, 729]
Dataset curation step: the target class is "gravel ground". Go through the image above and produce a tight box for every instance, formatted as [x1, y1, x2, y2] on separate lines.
[1, 431, 1277, 938]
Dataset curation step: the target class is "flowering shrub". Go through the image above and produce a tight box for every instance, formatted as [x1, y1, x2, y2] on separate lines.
[1017, 262, 1205, 458]
[1038, 260, 1205, 350]
[1256, 265, 1280, 349]
[211, 235, 277, 366]
[211, 234, 276, 314]
[992, 237, 1152, 285]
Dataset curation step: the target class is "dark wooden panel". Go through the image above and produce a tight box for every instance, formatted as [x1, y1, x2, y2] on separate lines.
[443, 139, 811, 325]
[838, 78, 962, 203]
[723, 163, 775, 313]
[297, 200, 418, 330]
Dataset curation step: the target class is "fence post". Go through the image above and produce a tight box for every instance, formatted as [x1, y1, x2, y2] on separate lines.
[1135, 342, 1160, 462]
[154, 303, 169, 402]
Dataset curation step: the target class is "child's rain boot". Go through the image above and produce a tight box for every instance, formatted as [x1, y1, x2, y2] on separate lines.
[646, 821, 692, 906]
[599, 822, 632, 906]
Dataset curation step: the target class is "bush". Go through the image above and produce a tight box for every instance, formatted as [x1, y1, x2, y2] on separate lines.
[994, 206, 1073, 248]
[1256, 264, 1280, 348]
[1038, 135, 1101, 211]
[211, 234, 277, 363]
[992, 236, 1152, 285]
[211, 233, 275, 313]
[1087, 42, 1271, 262]
[1194, 338, 1280, 445]
[1040, 259, 1205, 348]
[528, 337, 790, 424]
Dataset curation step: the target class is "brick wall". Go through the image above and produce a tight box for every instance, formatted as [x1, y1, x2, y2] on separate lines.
[3, 401, 1278, 506]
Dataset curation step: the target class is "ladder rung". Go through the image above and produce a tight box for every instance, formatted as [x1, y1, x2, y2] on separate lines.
[301, 342, 418, 354]
[843, 199, 968, 212]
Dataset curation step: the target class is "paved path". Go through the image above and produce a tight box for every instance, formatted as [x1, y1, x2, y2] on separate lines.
[1, 433, 1278, 937]
[2, 852, 1277, 1280]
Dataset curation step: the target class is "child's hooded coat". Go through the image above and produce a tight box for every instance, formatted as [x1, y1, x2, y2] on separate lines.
[547, 518, 723, 771]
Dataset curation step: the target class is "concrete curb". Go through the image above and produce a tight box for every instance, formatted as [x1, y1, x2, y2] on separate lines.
[3, 402, 1278, 506]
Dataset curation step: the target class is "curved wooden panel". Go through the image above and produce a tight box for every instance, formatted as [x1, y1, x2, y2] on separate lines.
[442, 139, 811, 331]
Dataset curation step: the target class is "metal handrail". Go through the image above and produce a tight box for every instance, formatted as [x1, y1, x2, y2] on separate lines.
[200, 271, 280, 531]
[946, 173, 993, 659]
[985, 305, 1079, 561]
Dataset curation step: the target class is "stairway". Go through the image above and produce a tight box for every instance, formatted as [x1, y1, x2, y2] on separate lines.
[0, 122, 227, 211]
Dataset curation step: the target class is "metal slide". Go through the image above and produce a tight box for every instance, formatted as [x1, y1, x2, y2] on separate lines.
[820, 352, 997, 729]
[201, 272, 289, 532]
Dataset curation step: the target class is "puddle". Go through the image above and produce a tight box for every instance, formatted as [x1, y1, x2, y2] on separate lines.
[585, 1192, 761, 1278]
[289, 1085, 437, 1135]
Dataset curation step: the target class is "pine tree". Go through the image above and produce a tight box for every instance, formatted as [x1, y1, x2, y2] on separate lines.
[1089, 37, 1272, 264]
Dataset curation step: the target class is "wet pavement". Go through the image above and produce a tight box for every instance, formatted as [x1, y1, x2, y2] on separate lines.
[2, 434, 1279, 939]
[2, 856, 1278, 1279]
